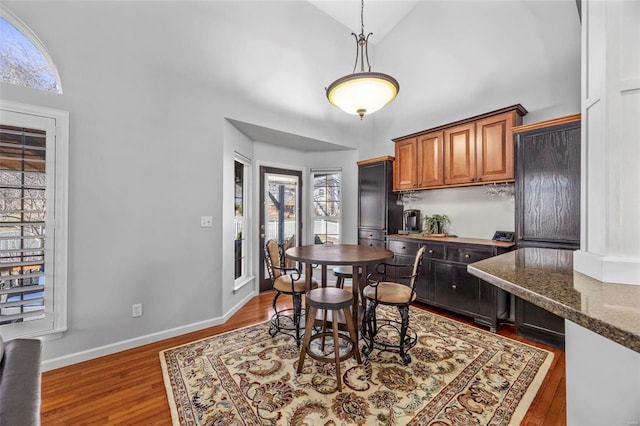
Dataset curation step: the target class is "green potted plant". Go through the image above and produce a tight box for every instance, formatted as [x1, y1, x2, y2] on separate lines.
[423, 214, 450, 236]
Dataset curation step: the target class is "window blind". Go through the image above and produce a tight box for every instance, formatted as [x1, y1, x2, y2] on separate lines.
[0, 125, 46, 324]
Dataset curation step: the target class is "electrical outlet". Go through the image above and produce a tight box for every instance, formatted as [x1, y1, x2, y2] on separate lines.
[132, 303, 142, 317]
[200, 216, 213, 227]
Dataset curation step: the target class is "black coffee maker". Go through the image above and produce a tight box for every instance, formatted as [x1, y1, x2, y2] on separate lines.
[400, 209, 421, 234]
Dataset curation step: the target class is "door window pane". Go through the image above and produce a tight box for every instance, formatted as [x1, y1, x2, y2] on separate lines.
[265, 174, 298, 245]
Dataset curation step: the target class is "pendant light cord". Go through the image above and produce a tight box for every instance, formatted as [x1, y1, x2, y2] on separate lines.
[352, 0, 372, 74]
[360, 0, 365, 35]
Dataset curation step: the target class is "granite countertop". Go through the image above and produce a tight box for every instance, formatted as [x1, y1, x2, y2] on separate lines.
[468, 247, 640, 353]
[387, 234, 515, 249]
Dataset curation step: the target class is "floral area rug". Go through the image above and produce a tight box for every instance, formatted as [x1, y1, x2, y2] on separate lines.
[160, 306, 553, 425]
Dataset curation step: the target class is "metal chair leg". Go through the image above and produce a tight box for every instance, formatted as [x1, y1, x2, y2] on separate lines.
[293, 293, 303, 347]
[398, 305, 411, 365]
[269, 291, 281, 337]
[362, 300, 378, 357]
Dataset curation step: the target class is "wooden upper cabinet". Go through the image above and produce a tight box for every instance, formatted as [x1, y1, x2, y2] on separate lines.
[393, 104, 527, 191]
[475, 111, 519, 182]
[393, 138, 418, 190]
[394, 132, 444, 190]
[417, 131, 444, 187]
[444, 123, 476, 185]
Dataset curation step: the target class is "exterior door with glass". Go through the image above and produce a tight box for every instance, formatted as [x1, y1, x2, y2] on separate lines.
[259, 167, 302, 292]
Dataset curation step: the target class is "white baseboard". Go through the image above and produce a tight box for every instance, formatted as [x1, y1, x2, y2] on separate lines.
[41, 291, 257, 371]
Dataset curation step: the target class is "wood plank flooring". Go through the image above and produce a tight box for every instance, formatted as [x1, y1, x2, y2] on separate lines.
[41, 292, 566, 425]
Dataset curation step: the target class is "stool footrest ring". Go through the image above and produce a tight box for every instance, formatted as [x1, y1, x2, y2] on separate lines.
[304, 331, 359, 364]
[362, 318, 417, 365]
[269, 308, 308, 346]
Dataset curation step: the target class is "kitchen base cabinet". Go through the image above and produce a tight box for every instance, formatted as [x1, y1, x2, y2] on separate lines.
[515, 297, 565, 349]
[431, 263, 509, 332]
[387, 236, 512, 332]
[478, 281, 508, 330]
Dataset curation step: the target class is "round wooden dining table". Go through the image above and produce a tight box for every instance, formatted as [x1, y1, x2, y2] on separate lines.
[285, 244, 394, 335]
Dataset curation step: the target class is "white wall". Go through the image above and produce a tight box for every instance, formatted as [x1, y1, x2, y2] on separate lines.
[565, 320, 640, 425]
[401, 185, 514, 239]
[371, 0, 582, 152]
[0, 0, 582, 367]
[0, 0, 367, 368]
[366, 0, 581, 239]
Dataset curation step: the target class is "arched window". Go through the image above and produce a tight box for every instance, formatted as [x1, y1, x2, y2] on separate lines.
[0, 8, 62, 93]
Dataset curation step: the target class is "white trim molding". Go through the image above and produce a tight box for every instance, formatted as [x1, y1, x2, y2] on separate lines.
[42, 290, 256, 371]
[574, 250, 640, 286]
[0, 100, 70, 339]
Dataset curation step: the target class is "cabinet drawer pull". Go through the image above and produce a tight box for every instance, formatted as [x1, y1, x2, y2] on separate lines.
[452, 284, 457, 289]
[428, 249, 434, 254]
[401, 246, 406, 250]
[464, 254, 471, 258]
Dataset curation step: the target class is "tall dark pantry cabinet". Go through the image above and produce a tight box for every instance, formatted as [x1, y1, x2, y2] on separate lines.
[357, 157, 403, 247]
[513, 114, 581, 348]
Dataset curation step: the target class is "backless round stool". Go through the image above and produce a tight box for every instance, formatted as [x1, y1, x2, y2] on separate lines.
[296, 287, 362, 392]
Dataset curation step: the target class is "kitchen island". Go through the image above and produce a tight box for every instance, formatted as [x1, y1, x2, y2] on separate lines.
[468, 247, 640, 426]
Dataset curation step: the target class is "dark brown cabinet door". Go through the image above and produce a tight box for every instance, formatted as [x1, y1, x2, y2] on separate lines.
[513, 115, 581, 348]
[515, 120, 581, 247]
[358, 157, 402, 247]
[415, 260, 434, 303]
[434, 263, 479, 314]
[359, 161, 388, 229]
[515, 297, 565, 349]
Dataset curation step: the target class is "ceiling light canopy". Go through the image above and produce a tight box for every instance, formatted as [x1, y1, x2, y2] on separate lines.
[326, 0, 399, 119]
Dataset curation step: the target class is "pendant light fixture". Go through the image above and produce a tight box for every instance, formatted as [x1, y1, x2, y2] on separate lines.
[326, 0, 399, 119]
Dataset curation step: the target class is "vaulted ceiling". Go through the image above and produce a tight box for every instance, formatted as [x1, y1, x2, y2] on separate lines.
[2, 0, 582, 154]
[230, 0, 582, 152]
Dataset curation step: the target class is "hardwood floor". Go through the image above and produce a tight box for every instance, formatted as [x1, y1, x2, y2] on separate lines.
[41, 292, 566, 425]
